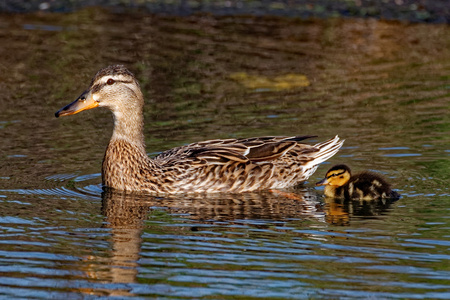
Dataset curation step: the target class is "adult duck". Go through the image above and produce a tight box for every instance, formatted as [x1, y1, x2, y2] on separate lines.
[56, 65, 344, 193]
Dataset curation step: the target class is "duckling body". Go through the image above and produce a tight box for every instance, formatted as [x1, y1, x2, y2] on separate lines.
[55, 65, 344, 194]
[316, 164, 400, 200]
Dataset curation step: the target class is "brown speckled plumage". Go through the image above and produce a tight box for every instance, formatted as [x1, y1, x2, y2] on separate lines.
[316, 164, 400, 200]
[56, 65, 344, 194]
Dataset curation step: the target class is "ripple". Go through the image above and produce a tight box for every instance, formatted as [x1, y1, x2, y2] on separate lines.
[0, 216, 37, 225]
[382, 153, 422, 157]
[45, 173, 78, 182]
[23, 24, 65, 31]
[75, 184, 103, 197]
[73, 173, 101, 182]
[0, 250, 78, 261]
[379, 147, 411, 150]
[404, 238, 450, 247]
[1, 187, 100, 201]
[7, 154, 27, 158]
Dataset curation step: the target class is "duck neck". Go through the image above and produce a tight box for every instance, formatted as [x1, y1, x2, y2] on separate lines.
[324, 185, 337, 198]
[110, 104, 146, 155]
[103, 106, 158, 191]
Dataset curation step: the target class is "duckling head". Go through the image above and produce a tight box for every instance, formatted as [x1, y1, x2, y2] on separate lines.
[55, 65, 144, 119]
[316, 164, 352, 188]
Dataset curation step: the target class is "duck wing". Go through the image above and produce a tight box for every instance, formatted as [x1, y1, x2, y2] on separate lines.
[151, 135, 342, 192]
[155, 135, 317, 165]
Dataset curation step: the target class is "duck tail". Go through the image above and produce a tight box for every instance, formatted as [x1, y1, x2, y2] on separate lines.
[311, 135, 345, 166]
[300, 136, 344, 180]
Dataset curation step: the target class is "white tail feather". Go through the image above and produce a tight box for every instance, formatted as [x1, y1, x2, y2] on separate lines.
[305, 135, 344, 168]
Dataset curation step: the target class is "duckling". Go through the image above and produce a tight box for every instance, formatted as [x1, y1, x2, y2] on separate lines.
[55, 65, 344, 194]
[316, 164, 400, 200]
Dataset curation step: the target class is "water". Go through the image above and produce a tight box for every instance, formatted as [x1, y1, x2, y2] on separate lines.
[0, 8, 449, 299]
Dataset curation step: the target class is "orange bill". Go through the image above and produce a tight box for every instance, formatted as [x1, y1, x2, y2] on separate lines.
[55, 92, 98, 118]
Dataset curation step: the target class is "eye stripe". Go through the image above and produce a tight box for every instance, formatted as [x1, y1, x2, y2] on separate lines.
[91, 83, 105, 93]
[110, 80, 133, 84]
[327, 170, 345, 179]
[91, 80, 134, 93]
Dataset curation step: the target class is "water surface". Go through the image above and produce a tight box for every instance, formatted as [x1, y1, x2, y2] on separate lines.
[0, 9, 449, 298]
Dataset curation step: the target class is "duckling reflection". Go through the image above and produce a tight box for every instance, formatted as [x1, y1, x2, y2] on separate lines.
[316, 164, 400, 200]
[323, 197, 399, 226]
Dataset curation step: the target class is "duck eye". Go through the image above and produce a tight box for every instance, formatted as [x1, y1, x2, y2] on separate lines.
[106, 78, 115, 85]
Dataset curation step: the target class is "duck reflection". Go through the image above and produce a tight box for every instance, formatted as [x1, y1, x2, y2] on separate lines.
[100, 186, 400, 235]
[101, 187, 325, 224]
[324, 197, 399, 226]
[91, 188, 324, 296]
[90, 187, 397, 296]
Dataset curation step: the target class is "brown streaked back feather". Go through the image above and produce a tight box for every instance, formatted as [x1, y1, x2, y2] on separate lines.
[189, 147, 249, 164]
[246, 141, 297, 162]
[156, 135, 317, 164]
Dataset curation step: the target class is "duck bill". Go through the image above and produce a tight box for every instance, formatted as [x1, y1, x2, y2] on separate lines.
[315, 178, 329, 186]
[55, 92, 98, 118]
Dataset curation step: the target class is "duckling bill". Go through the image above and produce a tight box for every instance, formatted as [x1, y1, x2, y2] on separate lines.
[316, 164, 400, 200]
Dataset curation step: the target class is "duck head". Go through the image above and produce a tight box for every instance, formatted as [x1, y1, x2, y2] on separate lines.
[55, 65, 143, 118]
[316, 164, 351, 187]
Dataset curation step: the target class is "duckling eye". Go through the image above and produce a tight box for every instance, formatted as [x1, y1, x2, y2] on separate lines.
[106, 78, 115, 85]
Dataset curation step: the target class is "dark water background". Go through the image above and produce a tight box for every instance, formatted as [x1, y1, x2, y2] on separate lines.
[0, 6, 449, 299]
[3, 0, 450, 23]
